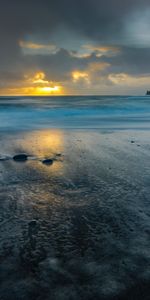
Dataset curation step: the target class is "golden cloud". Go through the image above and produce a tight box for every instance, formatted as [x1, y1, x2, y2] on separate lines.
[72, 71, 90, 83]
[71, 62, 110, 86]
[19, 41, 58, 55]
[83, 44, 120, 57]
[108, 73, 150, 86]
[88, 62, 110, 72]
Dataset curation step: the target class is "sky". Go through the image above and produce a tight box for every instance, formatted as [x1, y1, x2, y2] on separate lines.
[0, 0, 150, 95]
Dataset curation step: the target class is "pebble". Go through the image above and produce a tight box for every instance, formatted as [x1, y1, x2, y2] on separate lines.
[29, 220, 37, 227]
[42, 159, 54, 165]
[55, 153, 62, 157]
[13, 154, 28, 162]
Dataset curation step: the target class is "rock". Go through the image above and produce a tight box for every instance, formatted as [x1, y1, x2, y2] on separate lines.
[29, 220, 37, 227]
[0, 156, 6, 161]
[131, 140, 135, 144]
[42, 158, 53, 165]
[55, 153, 62, 157]
[13, 154, 28, 162]
[0, 155, 11, 161]
[28, 220, 38, 238]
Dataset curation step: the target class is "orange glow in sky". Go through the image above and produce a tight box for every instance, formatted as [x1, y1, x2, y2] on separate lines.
[32, 72, 49, 84]
[72, 71, 89, 83]
[0, 72, 63, 96]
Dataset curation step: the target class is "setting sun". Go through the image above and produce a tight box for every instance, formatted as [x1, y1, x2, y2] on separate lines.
[24, 85, 62, 95]
[40, 86, 60, 93]
[30, 72, 62, 95]
[0, 71, 63, 96]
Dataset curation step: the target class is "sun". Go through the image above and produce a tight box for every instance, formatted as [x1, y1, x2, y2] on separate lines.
[24, 72, 63, 95]
[40, 86, 60, 93]
[33, 85, 61, 95]
[0, 71, 64, 96]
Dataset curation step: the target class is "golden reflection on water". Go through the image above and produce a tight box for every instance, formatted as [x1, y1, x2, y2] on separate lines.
[18, 129, 65, 175]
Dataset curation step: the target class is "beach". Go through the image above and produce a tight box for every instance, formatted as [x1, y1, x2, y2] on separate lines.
[0, 96, 150, 300]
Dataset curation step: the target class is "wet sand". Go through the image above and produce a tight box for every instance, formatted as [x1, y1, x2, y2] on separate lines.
[0, 129, 150, 300]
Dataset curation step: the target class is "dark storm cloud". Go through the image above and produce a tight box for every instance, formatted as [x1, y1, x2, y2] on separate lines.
[100, 47, 150, 76]
[1, 0, 150, 41]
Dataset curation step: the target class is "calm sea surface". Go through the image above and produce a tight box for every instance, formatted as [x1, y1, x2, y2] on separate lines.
[0, 95, 150, 130]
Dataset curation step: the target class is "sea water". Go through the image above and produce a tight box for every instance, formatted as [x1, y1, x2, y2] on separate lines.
[0, 95, 150, 130]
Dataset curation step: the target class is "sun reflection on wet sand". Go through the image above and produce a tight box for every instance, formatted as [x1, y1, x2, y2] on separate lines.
[16, 129, 65, 175]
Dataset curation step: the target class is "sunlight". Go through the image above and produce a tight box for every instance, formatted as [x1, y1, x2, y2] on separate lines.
[28, 85, 62, 95]
[29, 72, 62, 95]
[40, 86, 60, 93]
[32, 72, 49, 84]
[72, 71, 89, 83]
[0, 85, 62, 96]
[19, 129, 65, 174]
[2, 71, 64, 95]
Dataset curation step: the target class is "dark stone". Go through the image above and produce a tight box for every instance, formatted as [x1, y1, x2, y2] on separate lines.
[29, 220, 37, 227]
[131, 140, 135, 144]
[42, 158, 53, 165]
[55, 153, 62, 157]
[28, 220, 38, 238]
[13, 154, 28, 162]
[0, 156, 7, 161]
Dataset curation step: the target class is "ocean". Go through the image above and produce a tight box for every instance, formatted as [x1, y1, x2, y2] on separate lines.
[0, 95, 150, 130]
